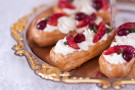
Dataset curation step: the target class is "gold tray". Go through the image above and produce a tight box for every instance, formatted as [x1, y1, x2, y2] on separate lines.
[11, 1, 135, 89]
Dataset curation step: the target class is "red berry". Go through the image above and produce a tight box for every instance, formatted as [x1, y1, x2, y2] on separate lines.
[116, 22, 135, 35]
[37, 20, 47, 30]
[66, 34, 80, 49]
[93, 22, 106, 43]
[74, 34, 85, 43]
[58, 0, 75, 9]
[77, 13, 97, 28]
[93, 0, 102, 11]
[122, 51, 133, 62]
[75, 12, 87, 21]
[48, 13, 64, 26]
[89, 22, 98, 29]
[103, 45, 135, 57]
[117, 27, 130, 36]
[100, 0, 109, 11]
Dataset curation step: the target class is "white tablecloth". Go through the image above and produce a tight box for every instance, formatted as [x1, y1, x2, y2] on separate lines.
[0, 0, 135, 90]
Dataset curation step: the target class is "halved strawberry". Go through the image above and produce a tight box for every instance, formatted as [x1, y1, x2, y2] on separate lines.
[66, 34, 80, 49]
[93, 21, 107, 43]
[100, 0, 109, 11]
[117, 22, 135, 31]
[115, 22, 135, 35]
[77, 13, 97, 28]
[103, 45, 135, 56]
[47, 13, 64, 26]
[58, 0, 75, 9]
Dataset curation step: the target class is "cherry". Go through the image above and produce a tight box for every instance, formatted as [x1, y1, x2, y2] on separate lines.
[37, 20, 47, 30]
[122, 51, 133, 62]
[89, 22, 98, 29]
[117, 27, 130, 36]
[93, 0, 102, 11]
[74, 34, 85, 43]
[75, 12, 87, 21]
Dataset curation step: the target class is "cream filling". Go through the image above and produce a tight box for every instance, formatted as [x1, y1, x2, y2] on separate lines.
[58, 16, 76, 34]
[54, 38, 76, 55]
[95, 17, 103, 25]
[103, 53, 126, 64]
[54, 28, 108, 55]
[111, 33, 135, 48]
[44, 16, 76, 34]
[76, 26, 88, 33]
[63, 9, 77, 15]
[79, 0, 96, 15]
[44, 24, 57, 32]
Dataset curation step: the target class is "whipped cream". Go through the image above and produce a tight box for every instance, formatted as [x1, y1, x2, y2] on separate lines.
[44, 24, 57, 32]
[111, 33, 135, 48]
[103, 53, 126, 64]
[76, 26, 88, 33]
[54, 28, 108, 55]
[54, 38, 76, 55]
[63, 9, 77, 15]
[79, 0, 96, 15]
[98, 33, 108, 43]
[43, 16, 76, 34]
[72, 0, 82, 10]
[95, 17, 103, 25]
[58, 16, 76, 34]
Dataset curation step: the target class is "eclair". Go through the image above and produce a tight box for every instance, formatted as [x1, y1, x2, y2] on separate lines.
[29, 11, 77, 47]
[53, 0, 111, 23]
[50, 21, 114, 71]
[99, 22, 135, 78]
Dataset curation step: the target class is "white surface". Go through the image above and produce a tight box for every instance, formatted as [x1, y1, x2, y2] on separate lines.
[0, 0, 135, 90]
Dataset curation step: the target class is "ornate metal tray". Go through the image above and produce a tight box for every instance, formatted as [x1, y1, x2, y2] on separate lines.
[11, 1, 135, 89]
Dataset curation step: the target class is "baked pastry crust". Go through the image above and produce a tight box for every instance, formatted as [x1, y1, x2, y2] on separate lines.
[99, 55, 135, 78]
[50, 35, 114, 71]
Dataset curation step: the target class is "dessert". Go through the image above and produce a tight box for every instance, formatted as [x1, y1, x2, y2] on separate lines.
[99, 22, 135, 78]
[29, 10, 77, 47]
[50, 21, 114, 71]
[53, 0, 111, 23]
